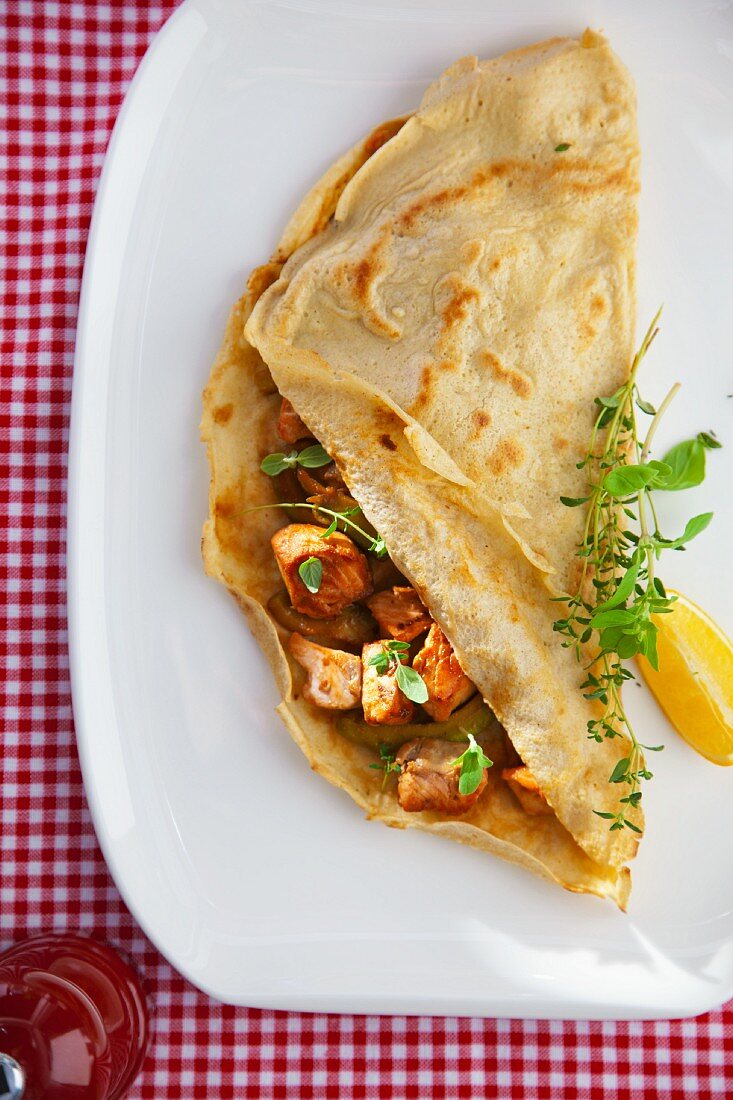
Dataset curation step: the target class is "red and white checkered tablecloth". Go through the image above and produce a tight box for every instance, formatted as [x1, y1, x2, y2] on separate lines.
[1, 2, 732, 1097]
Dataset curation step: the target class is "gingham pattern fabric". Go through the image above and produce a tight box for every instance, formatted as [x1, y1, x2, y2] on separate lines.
[1, 2, 732, 1096]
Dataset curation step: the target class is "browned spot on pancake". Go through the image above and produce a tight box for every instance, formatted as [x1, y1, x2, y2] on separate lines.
[579, 321, 597, 347]
[215, 491, 239, 520]
[590, 294, 606, 316]
[469, 409, 491, 442]
[553, 435, 569, 453]
[399, 185, 469, 230]
[212, 403, 233, 425]
[470, 410, 491, 440]
[481, 350, 533, 398]
[379, 433, 397, 451]
[489, 256, 502, 273]
[354, 257, 374, 302]
[397, 154, 633, 235]
[488, 438, 524, 476]
[340, 234, 389, 306]
[335, 235, 402, 339]
[482, 157, 635, 197]
[374, 407, 408, 440]
[343, 233, 387, 299]
[565, 164, 634, 195]
[410, 364, 434, 415]
[441, 282, 480, 330]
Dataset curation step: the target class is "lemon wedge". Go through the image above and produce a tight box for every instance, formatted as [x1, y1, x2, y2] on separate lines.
[637, 590, 733, 765]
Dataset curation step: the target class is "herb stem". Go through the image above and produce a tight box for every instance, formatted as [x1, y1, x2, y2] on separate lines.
[640, 383, 681, 464]
[238, 501, 386, 555]
[638, 491, 653, 582]
[648, 491, 661, 540]
[630, 308, 663, 385]
[638, 383, 680, 585]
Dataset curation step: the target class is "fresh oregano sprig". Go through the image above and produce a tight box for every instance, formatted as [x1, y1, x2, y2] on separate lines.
[367, 640, 429, 704]
[298, 556, 322, 593]
[320, 506, 362, 539]
[260, 445, 330, 476]
[369, 744, 402, 789]
[553, 308, 721, 832]
[241, 501, 388, 558]
[450, 732, 493, 795]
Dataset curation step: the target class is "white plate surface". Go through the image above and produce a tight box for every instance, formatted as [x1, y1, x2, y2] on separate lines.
[68, 0, 733, 1016]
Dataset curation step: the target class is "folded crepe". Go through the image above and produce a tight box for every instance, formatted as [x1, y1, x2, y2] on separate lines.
[202, 31, 641, 906]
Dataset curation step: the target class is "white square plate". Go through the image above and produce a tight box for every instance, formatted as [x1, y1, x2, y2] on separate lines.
[68, 0, 733, 1016]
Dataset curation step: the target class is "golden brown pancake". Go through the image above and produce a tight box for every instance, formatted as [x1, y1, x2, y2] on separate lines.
[203, 31, 640, 906]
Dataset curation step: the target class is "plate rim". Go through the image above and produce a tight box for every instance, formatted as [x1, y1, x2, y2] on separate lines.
[67, 0, 208, 993]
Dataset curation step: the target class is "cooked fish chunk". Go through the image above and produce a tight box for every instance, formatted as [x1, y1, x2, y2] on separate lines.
[412, 622, 475, 721]
[271, 524, 373, 619]
[395, 738, 488, 814]
[365, 586, 432, 643]
[289, 633, 362, 709]
[277, 397, 309, 444]
[361, 641, 415, 725]
[501, 766, 553, 816]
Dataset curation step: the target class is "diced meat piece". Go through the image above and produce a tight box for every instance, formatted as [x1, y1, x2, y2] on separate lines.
[395, 738, 488, 815]
[361, 641, 414, 725]
[276, 397, 310, 444]
[288, 633, 362, 709]
[271, 524, 373, 619]
[412, 623, 475, 721]
[501, 766, 553, 816]
[365, 586, 432, 643]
